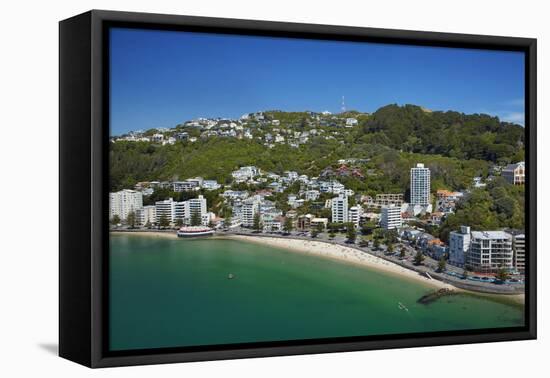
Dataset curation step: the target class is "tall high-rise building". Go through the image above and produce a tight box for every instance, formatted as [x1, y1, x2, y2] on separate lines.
[331, 193, 348, 223]
[109, 189, 143, 221]
[380, 205, 402, 230]
[410, 163, 431, 206]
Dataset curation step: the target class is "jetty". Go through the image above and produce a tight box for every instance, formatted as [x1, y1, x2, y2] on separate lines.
[417, 288, 457, 304]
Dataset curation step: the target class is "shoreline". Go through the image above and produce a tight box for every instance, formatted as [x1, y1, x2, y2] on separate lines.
[226, 234, 455, 291]
[110, 230, 525, 305]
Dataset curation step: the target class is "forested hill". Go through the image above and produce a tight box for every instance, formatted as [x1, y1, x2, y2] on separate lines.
[358, 104, 524, 162]
[110, 104, 524, 192]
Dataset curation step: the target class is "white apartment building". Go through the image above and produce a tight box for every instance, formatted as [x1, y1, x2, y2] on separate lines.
[449, 226, 471, 267]
[410, 163, 431, 206]
[305, 190, 320, 201]
[202, 180, 221, 190]
[380, 205, 402, 230]
[174, 201, 189, 223]
[137, 205, 156, 226]
[331, 194, 348, 223]
[155, 198, 176, 224]
[109, 189, 143, 221]
[172, 181, 197, 192]
[189, 195, 207, 220]
[242, 197, 260, 227]
[468, 231, 513, 273]
[348, 205, 363, 228]
[513, 233, 526, 273]
[232, 166, 259, 181]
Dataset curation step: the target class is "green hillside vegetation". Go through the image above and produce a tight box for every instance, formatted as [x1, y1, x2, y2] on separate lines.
[438, 177, 525, 242]
[110, 104, 525, 234]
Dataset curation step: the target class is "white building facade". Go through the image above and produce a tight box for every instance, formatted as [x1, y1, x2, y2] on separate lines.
[449, 226, 471, 267]
[109, 189, 143, 221]
[331, 194, 348, 223]
[468, 231, 513, 273]
[380, 205, 402, 230]
[410, 163, 431, 206]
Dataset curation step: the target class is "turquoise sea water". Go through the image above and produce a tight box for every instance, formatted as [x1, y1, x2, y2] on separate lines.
[109, 234, 524, 351]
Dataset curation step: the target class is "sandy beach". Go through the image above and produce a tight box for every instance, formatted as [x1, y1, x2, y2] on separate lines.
[226, 234, 455, 291]
[110, 231, 525, 304]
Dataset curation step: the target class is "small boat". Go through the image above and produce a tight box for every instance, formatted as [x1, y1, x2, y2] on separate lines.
[228, 273, 235, 279]
[398, 302, 409, 311]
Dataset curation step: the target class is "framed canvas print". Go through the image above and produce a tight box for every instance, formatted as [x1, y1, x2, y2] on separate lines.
[59, 10, 536, 368]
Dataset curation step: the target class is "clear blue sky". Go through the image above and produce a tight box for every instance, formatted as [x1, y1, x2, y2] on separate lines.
[110, 27, 525, 135]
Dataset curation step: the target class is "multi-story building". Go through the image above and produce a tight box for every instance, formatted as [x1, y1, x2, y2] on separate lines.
[305, 190, 320, 201]
[513, 233, 526, 273]
[449, 226, 471, 267]
[189, 195, 207, 220]
[410, 163, 431, 206]
[173, 180, 198, 192]
[109, 189, 143, 221]
[137, 205, 156, 226]
[502, 161, 525, 185]
[241, 197, 260, 227]
[155, 198, 176, 224]
[380, 205, 402, 230]
[348, 205, 362, 228]
[467, 231, 513, 273]
[202, 180, 221, 190]
[232, 166, 259, 182]
[174, 201, 189, 223]
[331, 194, 348, 224]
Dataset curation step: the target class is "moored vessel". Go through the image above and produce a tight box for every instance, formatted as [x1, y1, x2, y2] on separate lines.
[177, 226, 214, 238]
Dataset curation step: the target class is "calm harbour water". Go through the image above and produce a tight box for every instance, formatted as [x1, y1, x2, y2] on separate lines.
[109, 234, 524, 351]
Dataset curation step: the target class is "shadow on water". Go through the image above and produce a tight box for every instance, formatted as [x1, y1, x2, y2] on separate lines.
[38, 343, 58, 355]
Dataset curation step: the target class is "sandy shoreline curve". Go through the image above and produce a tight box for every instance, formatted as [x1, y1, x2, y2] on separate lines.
[110, 230, 525, 305]
[226, 234, 455, 291]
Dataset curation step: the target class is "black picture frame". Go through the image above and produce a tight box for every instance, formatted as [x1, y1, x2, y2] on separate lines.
[59, 9, 537, 368]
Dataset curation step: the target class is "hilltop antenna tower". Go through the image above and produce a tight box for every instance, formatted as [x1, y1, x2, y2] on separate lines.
[341, 96, 346, 113]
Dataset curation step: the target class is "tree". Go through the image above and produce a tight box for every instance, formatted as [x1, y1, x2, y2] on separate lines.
[359, 237, 369, 247]
[253, 212, 263, 232]
[361, 221, 377, 235]
[437, 256, 447, 272]
[190, 211, 202, 226]
[223, 212, 233, 228]
[158, 214, 170, 229]
[413, 251, 425, 265]
[346, 223, 357, 243]
[283, 217, 293, 234]
[400, 247, 406, 259]
[175, 218, 184, 228]
[328, 231, 336, 239]
[126, 211, 137, 229]
[373, 238, 380, 250]
[387, 242, 394, 254]
[315, 222, 324, 234]
[110, 214, 121, 226]
[496, 267, 510, 282]
[462, 269, 469, 279]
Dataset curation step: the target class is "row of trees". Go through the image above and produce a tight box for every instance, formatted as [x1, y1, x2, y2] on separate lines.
[109, 210, 204, 229]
